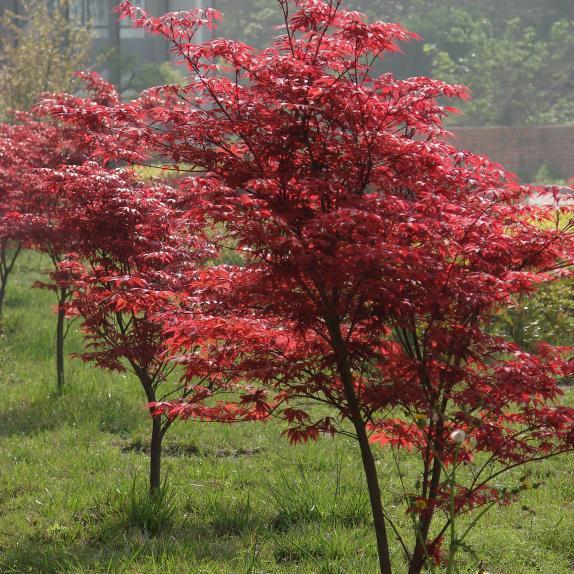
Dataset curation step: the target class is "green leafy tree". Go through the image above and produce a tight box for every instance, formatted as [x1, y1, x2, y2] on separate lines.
[422, 11, 574, 125]
[103, 52, 185, 96]
[215, 0, 282, 47]
[493, 280, 574, 353]
[0, 0, 92, 119]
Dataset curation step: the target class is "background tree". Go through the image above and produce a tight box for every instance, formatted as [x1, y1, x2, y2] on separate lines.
[492, 279, 574, 352]
[104, 52, 185, 97]
[3, 74, 124, 391]
[419, 9, 574, 125]
[0, 120, 27, 315]
[0, 0, 92, 120]
[216, 0, 282, 50]
[0, 0, 93, 312]
[0, 107, 94, 321]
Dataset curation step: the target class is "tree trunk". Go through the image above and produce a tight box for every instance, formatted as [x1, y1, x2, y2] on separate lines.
[55, 287, 67, 394]
[108, 0, 121, 87]
[149, 415, 163, 495]
[0, 274, 7, 318]
[354, 416, 394, 574]
[135, 366, 165, 497]
[408, 435, 444, 574]
[326, 314, 393, 574]
[0, 243, 22, 318]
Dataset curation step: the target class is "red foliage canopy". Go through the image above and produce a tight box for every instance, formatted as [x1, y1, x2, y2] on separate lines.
[46, 0, 574, 571]
[48, 163, 204, 378]
[40, 161, 227, 491]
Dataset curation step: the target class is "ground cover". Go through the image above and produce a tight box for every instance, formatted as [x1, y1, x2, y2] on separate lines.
[1, 253, 573, 574]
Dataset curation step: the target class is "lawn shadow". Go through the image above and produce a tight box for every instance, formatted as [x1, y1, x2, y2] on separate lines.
[0, 389, 141, 439]
[0, 509, 244, 574]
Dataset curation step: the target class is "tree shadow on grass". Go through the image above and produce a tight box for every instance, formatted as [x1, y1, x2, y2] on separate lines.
[0, 513, 243, 574]
[0, 389, 141, 439]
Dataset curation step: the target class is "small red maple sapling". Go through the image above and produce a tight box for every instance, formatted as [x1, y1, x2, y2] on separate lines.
[52, 0, 574, 571]
[0, 121, 26, 316]
[46, 162, 224, 493]
[0, 112, 75, 317]
[0, 104, 107, 384]
[13, 74, 128, 392]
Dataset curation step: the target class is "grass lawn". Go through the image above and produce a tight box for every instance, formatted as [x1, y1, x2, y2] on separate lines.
[1, 251, 573, 574]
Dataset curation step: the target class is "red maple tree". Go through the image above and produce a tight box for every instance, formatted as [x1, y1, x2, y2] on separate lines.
[0, 112, 75, 317]
[38, 74, 260, 490]
[45, 162, 229, 493]
[48, 0, 574, 570]
[0, 120, 27, 316]
[9, 74, 126, 391]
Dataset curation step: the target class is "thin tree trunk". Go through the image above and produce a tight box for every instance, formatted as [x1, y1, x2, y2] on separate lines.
[55, 286, 67, 394]
[108, 0, 121, 87]
[149, 415, 163, 495]
[0, 243, 22, 318]
[135, 366, 166, 497]
[0, 274, 7, 318]
[354, 416, 394, 574]
[408, 457, 442, 574]
[326, 314, 393, 574]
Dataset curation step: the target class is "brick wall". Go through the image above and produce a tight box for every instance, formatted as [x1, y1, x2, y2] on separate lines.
[447, 126, 574, 181]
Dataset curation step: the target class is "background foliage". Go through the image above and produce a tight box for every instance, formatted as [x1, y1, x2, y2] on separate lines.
[216, 0, 574, 126]
[0, 0, 92, 119]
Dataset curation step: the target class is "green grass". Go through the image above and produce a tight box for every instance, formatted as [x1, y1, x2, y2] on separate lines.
[1, 252, 574, 573]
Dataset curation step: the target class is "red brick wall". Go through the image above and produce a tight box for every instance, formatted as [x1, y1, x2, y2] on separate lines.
[447, 126, 574, 181]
